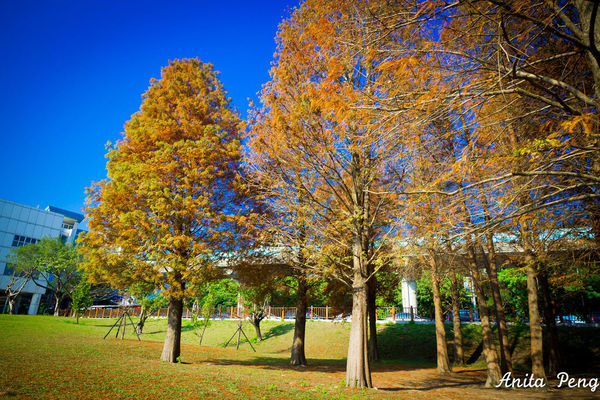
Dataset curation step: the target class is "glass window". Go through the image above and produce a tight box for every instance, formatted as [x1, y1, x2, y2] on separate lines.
[4, 263, 14, 275]
[11, 234, 38, 247]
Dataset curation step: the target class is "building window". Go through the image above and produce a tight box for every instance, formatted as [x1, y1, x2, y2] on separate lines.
[62, 222, 74, 230]
[4, 263, 15, 276]
[11, 235, 38, 247]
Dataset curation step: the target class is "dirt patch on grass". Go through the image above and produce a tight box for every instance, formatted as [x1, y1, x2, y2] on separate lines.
[285, 361, 597, 399]
[370, 367, 596, 399]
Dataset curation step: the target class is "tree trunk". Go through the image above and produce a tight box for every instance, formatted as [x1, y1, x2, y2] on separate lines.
[346, 276, 371, 388]
[291, 274, 308, 366]
[252, 318, 263, 341]
[367, 270, 379, 362]
[161, 297, 183, 363]
[53, 295, 61, 317]
[346, 234, 372, 388]
[449, 271, 464, 366]
[576, 0, 600, 248]
[136, 306, 148, 334]
[524, 254, 547, 382]
[199, 319, 209, 346]
[481, 235, 512, 373]
[345, 151, 372, 389]
[575, 0, 600, 101]
[431, 256, 451, 374]
[538, 270, 560, 375]
[7, 296, 15, 315]
[467, 246, 502, 387]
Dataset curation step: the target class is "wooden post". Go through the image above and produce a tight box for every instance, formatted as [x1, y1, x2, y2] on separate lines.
[392, 306, 395, 321]
[231, 306, 234, 318]
[268, 306, 271, 319]
[310, 305, 313, 320]
[219, 306, 222, 318]
[410, 306, 414, 320]
[469, 308, 473, 322]
[282, 307, 285, 320]
[326, 306, 329, 320]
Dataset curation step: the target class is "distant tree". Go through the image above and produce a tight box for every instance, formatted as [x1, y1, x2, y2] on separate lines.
[204, 279, 240, 308]
[80, 58, 252, 363]
[241, 286, 271, 342]
[193, 289, 215, 346]
[128, 282, 166, 334]
[2, 272, 31, 315]
[7, 236, 81, 316]
[71, 278, 93, 323]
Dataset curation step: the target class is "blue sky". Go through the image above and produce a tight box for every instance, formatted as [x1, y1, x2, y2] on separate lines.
[0, 1, 298, 221]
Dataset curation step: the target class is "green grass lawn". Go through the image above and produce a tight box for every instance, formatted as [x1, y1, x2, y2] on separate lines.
[0, 316, 408, 400]
[0, 315, 598, 399]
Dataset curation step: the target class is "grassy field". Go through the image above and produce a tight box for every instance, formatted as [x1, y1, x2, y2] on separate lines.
[0, 315, 598, 399]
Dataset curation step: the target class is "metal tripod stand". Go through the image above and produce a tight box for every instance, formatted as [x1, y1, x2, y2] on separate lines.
[103, 308, 141, 341]
[223, 318, 255, 352]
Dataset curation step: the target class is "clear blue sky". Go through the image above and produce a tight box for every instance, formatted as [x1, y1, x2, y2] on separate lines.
[0, 0, 298, 222]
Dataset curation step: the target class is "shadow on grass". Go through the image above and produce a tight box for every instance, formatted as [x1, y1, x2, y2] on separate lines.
[377, 373, 485, 392]
[466, 340, 483, 364]
[377, 323, 437, 365]
[78, 321, 139, 329]
[199, 355, 428, 374]
[509, 323, 528, 356]
[140, 330, 165, 335]
[181, 324, 199, 333]
[197, 354, 344, 372]
[377, 322, 490, 368]
[262, 323, 294, 340]
[555, 325, 600, 373]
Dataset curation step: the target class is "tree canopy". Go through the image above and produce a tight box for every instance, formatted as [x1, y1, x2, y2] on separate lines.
[80, 58, 252, 362]
[7, 236, 82, 316]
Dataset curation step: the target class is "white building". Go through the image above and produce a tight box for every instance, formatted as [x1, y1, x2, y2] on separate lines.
[401, 278, 418, 314]
[0, 199, 84, 314]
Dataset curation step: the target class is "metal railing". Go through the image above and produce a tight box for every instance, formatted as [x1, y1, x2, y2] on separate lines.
[65, 305, 426, 322]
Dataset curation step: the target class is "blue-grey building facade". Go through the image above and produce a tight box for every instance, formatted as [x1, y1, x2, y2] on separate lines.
[0, 198, 84, 314]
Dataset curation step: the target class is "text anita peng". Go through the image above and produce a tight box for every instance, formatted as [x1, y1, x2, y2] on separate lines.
[496, 372, 598, 392]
